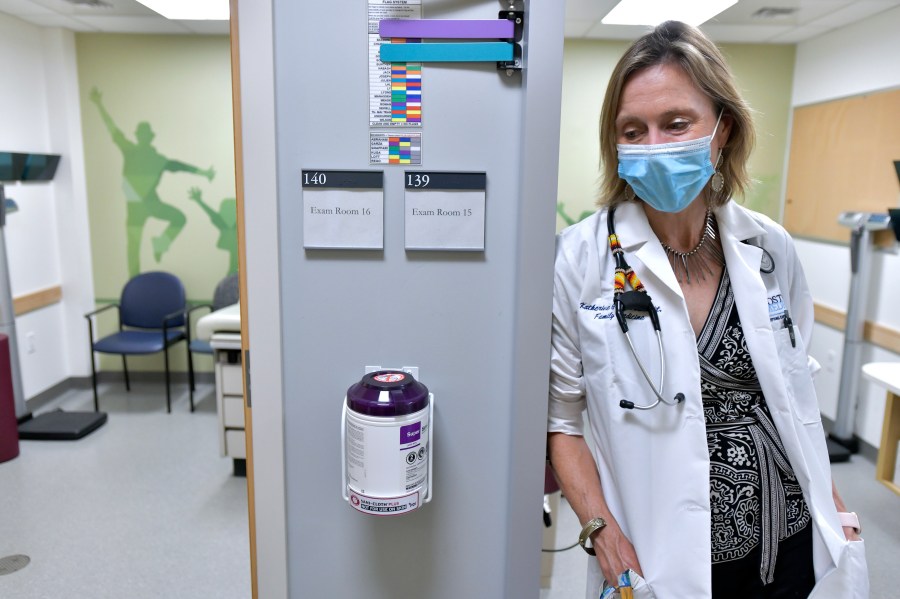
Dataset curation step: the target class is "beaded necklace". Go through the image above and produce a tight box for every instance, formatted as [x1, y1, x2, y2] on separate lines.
[660, 209, 725, 284]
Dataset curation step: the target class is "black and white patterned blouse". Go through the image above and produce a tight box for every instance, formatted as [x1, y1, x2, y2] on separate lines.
[698, 268, 810, 584]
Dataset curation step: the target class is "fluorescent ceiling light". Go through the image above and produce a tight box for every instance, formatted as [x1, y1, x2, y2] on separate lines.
[602, 0, 738, 26]
[135, 0, 229, 20]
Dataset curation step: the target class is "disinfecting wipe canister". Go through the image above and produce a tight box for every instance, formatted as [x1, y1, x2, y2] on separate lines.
[342, 370, 433, 516]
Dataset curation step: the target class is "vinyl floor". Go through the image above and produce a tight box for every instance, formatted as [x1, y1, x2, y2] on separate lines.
[0, 382, 250, 599]
[2, 381, 897, 598]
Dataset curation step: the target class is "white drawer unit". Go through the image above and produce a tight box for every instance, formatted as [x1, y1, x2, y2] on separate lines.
[223, 395, 245, 428]
[225, 430, 247, 459]
[220, 363, 244, 396]
[210, 333, 246, 476]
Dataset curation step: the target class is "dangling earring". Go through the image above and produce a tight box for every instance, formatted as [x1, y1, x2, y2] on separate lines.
[624, 184, 635, 201]
[710, 151, 725, 194]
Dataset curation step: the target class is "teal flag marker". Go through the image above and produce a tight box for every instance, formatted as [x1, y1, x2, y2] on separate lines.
[381, 42, 513, 63]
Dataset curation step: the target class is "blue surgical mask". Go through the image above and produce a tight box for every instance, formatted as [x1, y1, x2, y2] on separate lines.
[616, 111, 722, 213]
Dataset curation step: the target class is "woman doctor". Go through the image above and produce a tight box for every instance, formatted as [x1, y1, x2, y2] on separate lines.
[547, 21, 868, 599]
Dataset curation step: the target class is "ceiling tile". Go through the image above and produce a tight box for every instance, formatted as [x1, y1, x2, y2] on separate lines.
[28, 0, 156, 17]
[179, 20, 229, 35]
[583, 22, 653, 41]
[766, 23, 832, 43]
[75, 15, 188, 33]
[564, 19, 596, 38]
[713, 0, 841, 26]
[699, 23, 795, 43]
[565, 0, 616, 21]
[2, 0, 900, 42]
[0, 0, 54, 16]
[18, 12, 95, 29]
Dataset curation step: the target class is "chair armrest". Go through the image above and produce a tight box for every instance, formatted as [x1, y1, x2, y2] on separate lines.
[85, 303, 120, 345]
[84, 303, 119, 320]
[162, 308, 187, 329]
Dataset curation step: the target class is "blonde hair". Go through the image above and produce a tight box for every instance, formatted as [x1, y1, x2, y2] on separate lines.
[597, 21, 755, 208]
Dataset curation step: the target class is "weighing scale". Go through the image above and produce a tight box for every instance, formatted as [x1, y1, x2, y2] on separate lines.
[1, 153, 107, 441]
[829, 210, 893, 462]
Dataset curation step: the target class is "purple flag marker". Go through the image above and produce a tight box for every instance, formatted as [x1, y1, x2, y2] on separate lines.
[380, 19, 514, 40]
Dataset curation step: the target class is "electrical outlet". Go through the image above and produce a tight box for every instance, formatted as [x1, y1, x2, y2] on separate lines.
[825, 350, 836, 373]
[26, 332, 36, 354]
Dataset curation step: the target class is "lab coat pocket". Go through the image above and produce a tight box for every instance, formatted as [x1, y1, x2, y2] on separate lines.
[808, 539, 869, 599]
[774, 327, 821, 424]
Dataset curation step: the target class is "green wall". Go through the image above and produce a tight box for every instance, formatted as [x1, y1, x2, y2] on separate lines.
[556, 39, 795, 230]
[77, 34, 236, 373]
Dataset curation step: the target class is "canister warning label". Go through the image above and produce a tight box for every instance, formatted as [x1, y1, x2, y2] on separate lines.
[348, 490, 420, 515]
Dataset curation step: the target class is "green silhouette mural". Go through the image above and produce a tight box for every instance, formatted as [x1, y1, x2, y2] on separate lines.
[90, 87, 215, 277]
[556, 201, 595, 227]
[189, 187, 238, 277]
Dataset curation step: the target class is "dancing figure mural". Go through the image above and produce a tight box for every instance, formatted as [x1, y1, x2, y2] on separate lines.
[189, 187, 238, 277]
[90, 87, 215, 276]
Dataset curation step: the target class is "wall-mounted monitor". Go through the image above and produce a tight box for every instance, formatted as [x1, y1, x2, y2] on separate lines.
[0, 152, 25, 181]
[0, 152, 61, 182]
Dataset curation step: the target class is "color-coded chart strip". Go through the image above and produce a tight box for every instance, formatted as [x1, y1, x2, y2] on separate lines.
[389, 135, 421, 164]
[391, 59, 421, 124]
[369, 132, 422, 165]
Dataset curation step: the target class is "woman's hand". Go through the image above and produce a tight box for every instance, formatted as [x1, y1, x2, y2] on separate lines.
[843, 526, 861, 542]
[593, 524, 643, 587]
[547, 433, 644, 586]
[831, 483, 861, 541]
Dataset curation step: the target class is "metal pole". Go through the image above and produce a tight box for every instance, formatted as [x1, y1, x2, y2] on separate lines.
[832, 223, 871, 450]
[0, 184, 27, 419]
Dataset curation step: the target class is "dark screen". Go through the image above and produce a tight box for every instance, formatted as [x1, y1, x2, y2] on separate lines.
[0, 152, 61, 181]
[21, 154, 61, 181]
[0, 152, 26, 182]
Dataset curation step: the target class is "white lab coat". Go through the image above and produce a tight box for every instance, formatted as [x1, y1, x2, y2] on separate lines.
[548, 201, 869, 599]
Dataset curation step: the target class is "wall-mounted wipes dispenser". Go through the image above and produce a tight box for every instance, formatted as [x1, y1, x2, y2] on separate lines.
[342, 370, 433, 515]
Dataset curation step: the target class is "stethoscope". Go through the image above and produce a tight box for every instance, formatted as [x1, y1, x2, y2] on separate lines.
[606, 206, 776, 410]
[606, 205, 685, 411]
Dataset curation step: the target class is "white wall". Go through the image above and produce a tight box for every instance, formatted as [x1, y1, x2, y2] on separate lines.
[0, 13, 94, 401]
[791, 5, 900, 448]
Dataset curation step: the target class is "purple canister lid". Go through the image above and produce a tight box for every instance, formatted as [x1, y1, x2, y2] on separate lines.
[346, 370, 429, 417]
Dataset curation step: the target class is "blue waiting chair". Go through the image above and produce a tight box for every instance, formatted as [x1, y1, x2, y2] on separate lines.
[185, 273, 240, 408]
[85, 271, 192, 413]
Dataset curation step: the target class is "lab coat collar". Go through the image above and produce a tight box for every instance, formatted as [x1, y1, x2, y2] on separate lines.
[610, 201, 684, 298]
[610, 200, 767, 250]
[604, 200, 771, 298]
[607, 201, 654, 252]
[714, 200, 768, 245]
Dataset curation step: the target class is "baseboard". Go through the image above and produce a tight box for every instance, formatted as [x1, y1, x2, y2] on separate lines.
[91, 371, 215, 385]
[23, 372, 215, 417]
[23, 377, 92, 418]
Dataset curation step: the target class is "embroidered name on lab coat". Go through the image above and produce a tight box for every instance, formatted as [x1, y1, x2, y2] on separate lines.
[579, 302, 659, 321]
